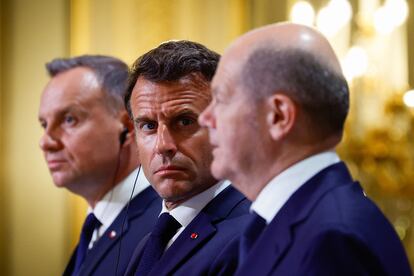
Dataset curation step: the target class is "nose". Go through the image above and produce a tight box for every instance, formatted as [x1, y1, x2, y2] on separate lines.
[155, 124, 178, 158]
[39, 130, 62, 152]
[199, 102, 216, 129]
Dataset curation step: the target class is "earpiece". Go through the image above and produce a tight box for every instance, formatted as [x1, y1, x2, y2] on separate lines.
[119, 128, 128, 146]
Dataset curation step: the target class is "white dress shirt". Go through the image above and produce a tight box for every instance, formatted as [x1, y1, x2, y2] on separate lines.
[87, 166, 150, 248]
[160, 180, 230, 249]
[251, 151, 340, 224]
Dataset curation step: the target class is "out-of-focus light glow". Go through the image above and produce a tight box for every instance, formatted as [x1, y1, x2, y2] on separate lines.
[342, 46, 369, 81]
[403, 90, 414, 107]
[374, 0, 409, 34]
[290, 1, 315, 26]
[374, 7, 395, 34]
[316, 7, 336, 37]
[387, 0, 409, 27]
[316, 0, 352, 37]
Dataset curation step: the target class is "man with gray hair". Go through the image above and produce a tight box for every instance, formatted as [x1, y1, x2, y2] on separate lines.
[199, 23, 411, 275]
[38, 55, 161, 276]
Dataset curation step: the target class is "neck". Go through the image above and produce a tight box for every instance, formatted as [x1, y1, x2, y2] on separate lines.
[87, 149, 140, 208]
[240, 142, 337, 201]
[164, 200, 183, 211]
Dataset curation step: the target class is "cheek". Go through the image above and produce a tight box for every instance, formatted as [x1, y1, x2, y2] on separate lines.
[218, 116, 250, 163]
[62, 133, 88, 159]
[65, 129, 117, 162]
[136, 135, 156, 166]
[215, 111, 234, 139]
[218, 122, 239, 147]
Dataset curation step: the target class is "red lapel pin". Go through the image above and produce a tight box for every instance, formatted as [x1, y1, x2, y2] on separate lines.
[109, 230, 117, 239]
[190, 233, 198, 239]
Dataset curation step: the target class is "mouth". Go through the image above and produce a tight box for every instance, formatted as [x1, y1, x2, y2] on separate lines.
[154, 165, 187, 177]
[47, 159, 66, 170]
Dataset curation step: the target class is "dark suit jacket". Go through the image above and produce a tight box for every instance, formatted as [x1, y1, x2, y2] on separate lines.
[124, 186, 251, 276]
[235, 162, 411, 276]
[63, 186, 161, 276]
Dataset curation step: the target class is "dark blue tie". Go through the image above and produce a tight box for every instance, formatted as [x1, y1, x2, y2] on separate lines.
[73, 213, 101, 275]
[239, 212, 267, 262]
[135, 213, 181, 276]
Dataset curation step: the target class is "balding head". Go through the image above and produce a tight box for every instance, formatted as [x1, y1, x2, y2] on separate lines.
[223, 22, 349, 141]
[199, 23, 349, 198]
[224, 22, 343, 76]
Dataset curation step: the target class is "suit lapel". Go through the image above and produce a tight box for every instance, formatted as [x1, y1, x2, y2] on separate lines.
[63, 246, 77, 276]
[239, 162, 356, 275]
[150, 212, 217, 275]
[149, 186, 246, 275]
[79, 218, 130, 275]
[124, 234, 150, 276]
[79, 187, 159, 275]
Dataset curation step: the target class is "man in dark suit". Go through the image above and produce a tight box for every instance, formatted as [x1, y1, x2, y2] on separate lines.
[38, 55, 161, 276]
[124, 40, 250, 276]
[199, 23, 411, 275]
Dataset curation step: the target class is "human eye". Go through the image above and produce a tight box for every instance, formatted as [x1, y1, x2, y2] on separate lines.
[178, 116, 195, 127]
[173, 114, 199, 132]
[213, 91, 228, 106]
[39, 119, 47, 129]
[142, 122, 157, 131]
[63, 114, 77, 127]
[212, 96, 220, 105]
[136, 120, 157, 133]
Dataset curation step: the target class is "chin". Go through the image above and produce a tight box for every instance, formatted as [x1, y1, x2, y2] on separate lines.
[51, 175, 65, 187]
[53, 179, 70, 189]
[158, 190, 192, 204]
[51, 173, 74, 190]
[211, 161, 228, 181]
[154, 180, 189, 200]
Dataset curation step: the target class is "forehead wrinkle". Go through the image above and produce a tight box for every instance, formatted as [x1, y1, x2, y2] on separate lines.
[135, 86, 210, 110]
[135, 98, 206, 120]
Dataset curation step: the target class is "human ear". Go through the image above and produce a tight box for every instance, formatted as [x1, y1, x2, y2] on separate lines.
[265, 94, 296, 141]
[119, 110, 135, 145]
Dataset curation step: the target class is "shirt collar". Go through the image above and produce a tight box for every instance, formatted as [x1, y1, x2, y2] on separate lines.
[89, 166, 150, 231]
[251, 151, 340, 224]
[160, 180, 230, 227]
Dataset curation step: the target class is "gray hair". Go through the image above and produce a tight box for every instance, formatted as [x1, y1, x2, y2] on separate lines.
[46, 55, 128, 113]
[241, 47, 349, 138]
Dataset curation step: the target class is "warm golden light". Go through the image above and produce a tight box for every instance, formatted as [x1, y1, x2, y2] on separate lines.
[290, 1, 315, 26]
[403, 90, 414, 107]
[342, 46, 369, 81]
[387, 0, 409, 27]
[374, 7, 395, 35]
[374, 0, 409, 35]
[316, 0, 352, 37]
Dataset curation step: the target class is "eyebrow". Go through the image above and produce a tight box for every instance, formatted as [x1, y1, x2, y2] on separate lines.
[133, 116, 151, 124]
[173, 109, 199, 117]
[38, 105, 87, 121]
[133, 108, 199, 123]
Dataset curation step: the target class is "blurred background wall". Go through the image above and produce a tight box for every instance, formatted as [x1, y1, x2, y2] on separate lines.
[0, 0, 413, 275]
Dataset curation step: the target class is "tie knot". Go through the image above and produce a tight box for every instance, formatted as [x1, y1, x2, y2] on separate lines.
[151, 213, 181, 238]
[82, 213, 101, 236]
